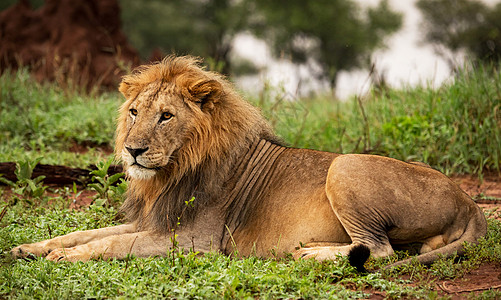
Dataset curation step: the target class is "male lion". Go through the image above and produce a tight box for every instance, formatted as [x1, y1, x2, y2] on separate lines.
[11, 56, 486, 270]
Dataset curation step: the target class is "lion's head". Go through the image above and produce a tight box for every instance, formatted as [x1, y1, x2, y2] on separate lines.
[117, 56, 271, 180]
[116, 56, 277, 230]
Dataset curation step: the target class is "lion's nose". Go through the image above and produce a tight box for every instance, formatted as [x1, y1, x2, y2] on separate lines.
[125, 146, 149, 158]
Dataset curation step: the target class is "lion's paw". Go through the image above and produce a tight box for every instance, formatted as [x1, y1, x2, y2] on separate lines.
[45, 248, 67, 262]
[45, 246, 93, 262]
[10, 243, 50, 259]
[293, 246, 348, 261]
[293, 247, 320, 260]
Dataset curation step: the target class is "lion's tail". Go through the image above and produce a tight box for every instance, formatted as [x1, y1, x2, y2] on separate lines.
[386, 204, 487, 269]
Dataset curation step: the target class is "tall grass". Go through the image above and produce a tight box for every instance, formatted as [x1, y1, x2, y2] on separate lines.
[0, 69, 119, 167]
[254, 63, 500, 175]
[1, 64, 499, 174]
[365, 64, 500, 175]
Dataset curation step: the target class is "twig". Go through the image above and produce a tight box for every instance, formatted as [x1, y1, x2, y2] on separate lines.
[436, 282, 450, 294]
[225, 225, 239, 258]
[0, 205, 8, 223]
[437, 282, 501, 294]
[123, 235, 138, 275]
[356, 95, 371, 152]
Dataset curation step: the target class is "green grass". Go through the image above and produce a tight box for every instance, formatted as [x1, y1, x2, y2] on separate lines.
[0, 64, 500, 298]
[1, 65, 499, 174]
[1, 195, 500, 299]
[252, 63, 500, 176]
[0, 69, 119, 167]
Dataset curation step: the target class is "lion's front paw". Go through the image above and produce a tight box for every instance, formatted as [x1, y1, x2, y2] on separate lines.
[293, 247, 320, 260]
[293, 246, 347, 261]
[11, 243, 50, 259]
[45, 246, 93, 262]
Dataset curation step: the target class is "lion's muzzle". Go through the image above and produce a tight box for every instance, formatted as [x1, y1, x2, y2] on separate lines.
[126, 146, 149, 158]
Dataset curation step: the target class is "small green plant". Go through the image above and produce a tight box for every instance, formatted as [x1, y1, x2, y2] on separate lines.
[0, 157, 47, 199]
[87, 157, 126, 208]
[168, 196, 197, 263]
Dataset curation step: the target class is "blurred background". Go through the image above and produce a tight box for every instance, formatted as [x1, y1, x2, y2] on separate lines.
[1, 0, 500, 99]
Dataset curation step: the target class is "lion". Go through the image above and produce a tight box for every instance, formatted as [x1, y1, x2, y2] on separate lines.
[11, 56, 487, 270]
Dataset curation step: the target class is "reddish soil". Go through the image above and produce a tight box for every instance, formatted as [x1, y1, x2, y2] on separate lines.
[451, 173, 501, 200]
[362, 263, 501, 299]
[435, 263, 501, 299]
[452, 173, 501, 222]
[67, 189, 95, 209]
[0, 0, 140, 90]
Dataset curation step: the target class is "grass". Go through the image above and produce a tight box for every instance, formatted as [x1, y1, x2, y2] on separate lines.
[0, 69, 118, 168]
[252, 63, 500, 176]
[0, 64, 500, 298]
[1, 195, 500, 299]
[2, 64, 500, 174]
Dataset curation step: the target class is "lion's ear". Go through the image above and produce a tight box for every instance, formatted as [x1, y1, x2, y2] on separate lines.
[188, 79, 223, 111]
[119, 81, 141, 100]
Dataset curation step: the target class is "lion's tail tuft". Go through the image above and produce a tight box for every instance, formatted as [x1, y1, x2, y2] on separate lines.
[348, 244, 371, 273]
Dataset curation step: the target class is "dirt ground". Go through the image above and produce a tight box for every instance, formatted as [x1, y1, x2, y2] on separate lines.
[452, 173, 501, 221]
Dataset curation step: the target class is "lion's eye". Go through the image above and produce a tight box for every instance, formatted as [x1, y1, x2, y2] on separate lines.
[130, 108, 138, 117]
[160, 112, 174, 122]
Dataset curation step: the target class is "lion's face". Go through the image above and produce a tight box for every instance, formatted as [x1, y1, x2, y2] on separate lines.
[116, 56, 261, 184]
[120, 82, 196, 180]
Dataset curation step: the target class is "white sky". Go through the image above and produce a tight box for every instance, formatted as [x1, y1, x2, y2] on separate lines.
[232, 0, 500, 99]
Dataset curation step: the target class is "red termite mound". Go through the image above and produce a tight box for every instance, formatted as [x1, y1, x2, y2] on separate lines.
[0, 0, 140, 90]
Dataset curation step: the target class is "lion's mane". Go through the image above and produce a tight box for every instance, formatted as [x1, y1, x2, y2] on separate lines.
[115, 56, 279, 232]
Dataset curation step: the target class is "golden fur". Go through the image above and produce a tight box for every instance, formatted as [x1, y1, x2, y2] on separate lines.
[11, 56, 486, 268]
[115, 56, 278, 232]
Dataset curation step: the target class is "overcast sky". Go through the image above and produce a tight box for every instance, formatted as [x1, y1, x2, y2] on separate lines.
[233, 0, 500, 99]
